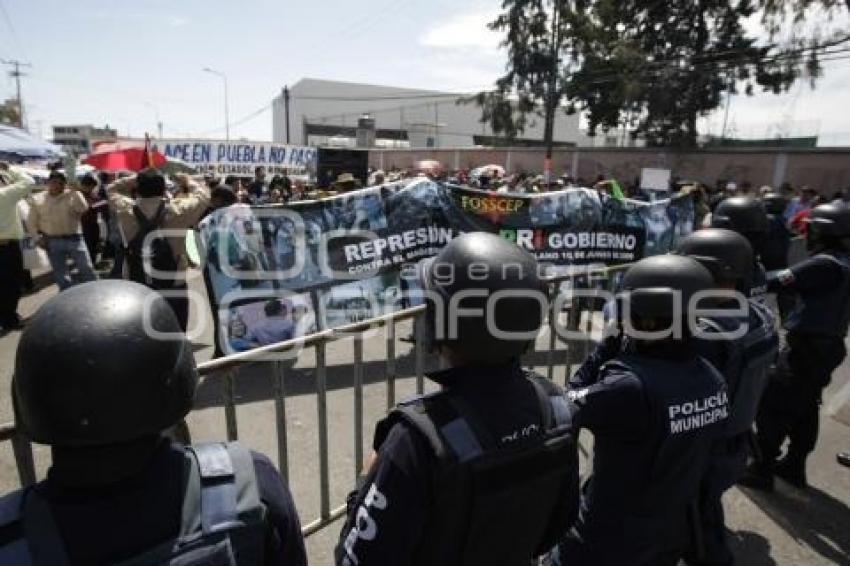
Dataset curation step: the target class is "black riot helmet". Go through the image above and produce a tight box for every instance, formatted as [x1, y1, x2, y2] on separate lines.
[806, 202, 850, 253]
[418, 232, 545, 365]
[617, 255, 714, 337]
[674, 228, 754, 291]
[762, 192, 787, 216]
[711, 196, 769, 254]
[13, 280, 198, 447]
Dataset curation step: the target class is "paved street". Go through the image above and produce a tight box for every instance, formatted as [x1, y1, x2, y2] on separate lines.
[0, 273, 848, 564]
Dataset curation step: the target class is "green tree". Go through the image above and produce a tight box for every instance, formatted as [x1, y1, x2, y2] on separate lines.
[0, 99, 21, 126]
[574, 1, 809, 147]
[479, 0, 849, 149]
[472, 0, 593, 179]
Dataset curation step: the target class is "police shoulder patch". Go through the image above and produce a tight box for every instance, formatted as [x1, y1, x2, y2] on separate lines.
[777, 269, 795, 286]
[567, 388, 589, 402]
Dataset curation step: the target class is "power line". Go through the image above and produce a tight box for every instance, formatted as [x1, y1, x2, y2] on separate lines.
[305, 47, 850, 125]
[294, 92, 468, 102]
[331, 0, 411, 44]
[309, 45, 850, 127]
[0, 0, 26, 58]
[305, 95, 466, 125]
[194, 103, 271, 137]
[568, 46, 850, 89]
[569, 43, 850, 88]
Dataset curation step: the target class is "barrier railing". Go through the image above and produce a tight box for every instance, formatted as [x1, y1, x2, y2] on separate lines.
[0, 236, 811, 545]
[0, 264, 630, 538]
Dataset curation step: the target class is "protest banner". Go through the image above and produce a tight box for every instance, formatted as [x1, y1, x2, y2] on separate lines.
[197, 179, 694, 354]
[151, 139, 318, 176]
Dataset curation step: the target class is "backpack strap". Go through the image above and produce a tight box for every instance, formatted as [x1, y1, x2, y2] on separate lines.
[0, 488, 73, 566]
[526, 373, 572, 431]
[391, 394, 486, 464]
[185, 443, 240, 535]
[130, 201, 166, 247]
[21, 490, 71, 566]
[180, 442, 264, 539]
[0, 490, 31, 566]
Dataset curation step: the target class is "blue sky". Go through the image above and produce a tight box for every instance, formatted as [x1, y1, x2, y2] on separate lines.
[2, 0, 850, 145]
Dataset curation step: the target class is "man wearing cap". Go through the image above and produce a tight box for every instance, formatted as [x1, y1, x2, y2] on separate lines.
[0, 163, 36, 332]
[27, 171, 98, 291]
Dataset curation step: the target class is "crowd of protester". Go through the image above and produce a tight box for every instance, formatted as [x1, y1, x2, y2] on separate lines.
[3, 156, 850, 565]
[1, 156, 848, 336]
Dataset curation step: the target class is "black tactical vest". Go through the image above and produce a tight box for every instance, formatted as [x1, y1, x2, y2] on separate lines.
[698, 302, 778, 438]
[0, 442, 267, 566]
[749, 260, 768, 304]
[786, 251, 850, 337]
[373, 373, 579, 566]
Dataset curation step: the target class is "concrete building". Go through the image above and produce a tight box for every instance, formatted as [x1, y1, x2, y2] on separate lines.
[51, 124, 118, 155]
[271, 78, 586, 149]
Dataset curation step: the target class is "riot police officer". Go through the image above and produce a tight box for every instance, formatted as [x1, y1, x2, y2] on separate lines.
[675, 229, 779, 565]
[761, 192, 794, 320]
[336, 232, 579, 566]
[741, 202, 850, 490]
[761, 193, 791, 271]
[711, 196, 770, 303]
[547, 255, 729, 566]
[0, 280, 307, 565]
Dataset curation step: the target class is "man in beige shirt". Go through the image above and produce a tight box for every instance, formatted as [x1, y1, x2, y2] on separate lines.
[27, 171, 97, 291]
[107, 168, 210, 331]
[0, 163, 36, 331]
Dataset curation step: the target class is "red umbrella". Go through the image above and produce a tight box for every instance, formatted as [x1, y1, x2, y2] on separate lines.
[84, 139, 166, 171]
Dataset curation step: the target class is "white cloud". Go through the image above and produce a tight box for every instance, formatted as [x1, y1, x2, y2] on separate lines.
[700, 58, 850, 145]
[414, 50, 502, 92]
[420, 9, 501, 51]
[415, 9, 506, 92]
[169, 16, 188, 28]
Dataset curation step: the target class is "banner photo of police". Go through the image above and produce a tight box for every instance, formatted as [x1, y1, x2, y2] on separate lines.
[152, 139, 318, 176]
[196, 178, 695, 354]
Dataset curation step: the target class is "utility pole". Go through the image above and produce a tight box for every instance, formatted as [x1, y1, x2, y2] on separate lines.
[543, 1, 561, 185]
[203, 67, 230, 140]
[2, 59, 31, 129]
[720, 75, 734, 141]
[283, 85, 291, 144]
[434, 102, 439, 148]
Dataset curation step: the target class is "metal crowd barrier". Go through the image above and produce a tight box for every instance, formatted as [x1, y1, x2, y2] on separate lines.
[196, 305, 430, 536]
[0, 265, 627, 536]
[0, 237, 811, 542]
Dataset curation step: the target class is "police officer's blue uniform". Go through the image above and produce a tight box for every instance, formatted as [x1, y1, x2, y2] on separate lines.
[337, 232, 580, 565]
[763, 214, 791, 272]
[0, 438, 307, 565]
[763, 212, 794, 320]
[0, 439, 307, 566]
[0, 280, 307, 566]
[546, 341, 729, 566]
[749, 260, 768, 304]
[691, 301, 778, 564]
[750, 250, 850, 485]
[335, 363, 578, 566]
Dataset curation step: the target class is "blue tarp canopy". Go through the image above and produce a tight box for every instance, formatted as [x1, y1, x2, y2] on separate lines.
[0, 124, 64, 160]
